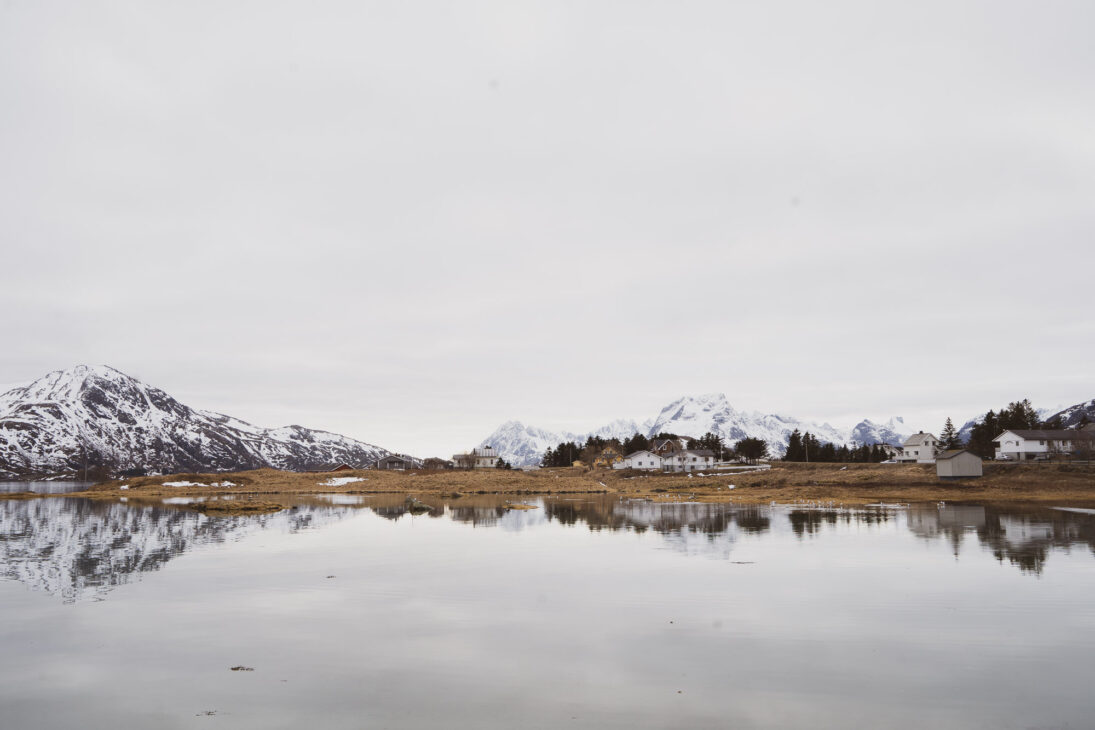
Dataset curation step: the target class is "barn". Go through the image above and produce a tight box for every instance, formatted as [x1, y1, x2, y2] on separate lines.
[936, 450, 983, 479]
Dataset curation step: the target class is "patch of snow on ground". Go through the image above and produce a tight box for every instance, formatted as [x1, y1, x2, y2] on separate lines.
[163, 481, 204, 487]
[210, 481, 236, 487]
[319, 477, 365, 487]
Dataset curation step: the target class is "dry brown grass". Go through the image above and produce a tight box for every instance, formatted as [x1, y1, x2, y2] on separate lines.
[190, 499, 287, 515]
[47, 461, 1091, 510]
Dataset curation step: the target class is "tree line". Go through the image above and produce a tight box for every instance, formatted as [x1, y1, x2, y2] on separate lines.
[540, 399, 1086, 468]
[540, 431, 770, 467]
[783, 430, 892, 463]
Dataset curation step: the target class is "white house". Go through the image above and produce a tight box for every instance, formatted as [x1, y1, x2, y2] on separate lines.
[993, 430, 1095, 461]
[615, 450, 663, 471]
[898, 432, 939, 463]
[661, 449, 716, 472]
[452, 446, 499, 469]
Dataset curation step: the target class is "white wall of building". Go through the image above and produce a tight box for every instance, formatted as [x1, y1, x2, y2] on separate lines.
[616, 451, 663, 470]
[899, 433, 939, 463]
[662, 451, 715, 472]
[993, 431, 1086, 460]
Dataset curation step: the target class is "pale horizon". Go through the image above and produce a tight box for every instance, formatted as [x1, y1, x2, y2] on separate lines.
[0, 362, 1083, 457]
[3, 1, 1093, 457]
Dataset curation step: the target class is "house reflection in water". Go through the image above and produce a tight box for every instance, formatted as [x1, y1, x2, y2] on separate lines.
[907, 504, 986, 555]
[907, 503, 1095, 574]
[4, 497, 1095, 606]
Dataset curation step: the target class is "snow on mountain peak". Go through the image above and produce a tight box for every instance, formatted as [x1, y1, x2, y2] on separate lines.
[0, 366, 392, 478]
[483, 396, 918, 466]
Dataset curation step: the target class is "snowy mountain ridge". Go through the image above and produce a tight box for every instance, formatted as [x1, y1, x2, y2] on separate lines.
[481, 393, 917, 466]
[0, 365, 391, 478]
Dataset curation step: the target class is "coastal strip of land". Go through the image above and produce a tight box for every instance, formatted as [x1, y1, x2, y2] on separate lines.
[2, 462, 1085, 514]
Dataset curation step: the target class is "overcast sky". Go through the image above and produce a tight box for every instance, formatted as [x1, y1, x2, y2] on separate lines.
[2, 1, 1093, 456]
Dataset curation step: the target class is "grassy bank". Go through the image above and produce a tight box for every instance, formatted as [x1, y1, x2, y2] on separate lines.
[43, 461, 1095, 514]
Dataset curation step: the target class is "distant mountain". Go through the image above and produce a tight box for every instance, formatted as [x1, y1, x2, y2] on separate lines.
[481, 393, 914, 466]
[480, 419, 644, 467]
[479, 421, 583, 468]
[1046, 399, 1095, 429]
[0, 365, 391, 479]
[850, 417, 916, 447]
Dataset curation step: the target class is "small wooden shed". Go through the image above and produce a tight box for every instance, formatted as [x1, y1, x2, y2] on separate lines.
[936, 450, 983, 479]
[376, 455, 415, 471]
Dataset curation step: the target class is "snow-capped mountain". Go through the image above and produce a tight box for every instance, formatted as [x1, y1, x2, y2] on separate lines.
[481, 393, 914, 466]
[479, 422, 582, 467]
[647, 394, 851, 448]
[849, 417, 916, 447]
[479, 419, 645, 467]
[1045, 399, 1095, 429]
[0, 365, 391, 478]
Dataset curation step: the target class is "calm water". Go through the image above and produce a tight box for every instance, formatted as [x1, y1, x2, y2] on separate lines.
[0, 480, 92, 494]
[1, 495, 1094, 729]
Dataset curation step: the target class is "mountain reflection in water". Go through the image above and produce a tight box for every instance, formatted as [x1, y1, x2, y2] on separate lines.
[1, 496, 1094, 602]
[0, 498, 353, 602]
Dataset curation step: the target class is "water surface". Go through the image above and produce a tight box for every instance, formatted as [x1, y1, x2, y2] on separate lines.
[0, 480, 92, 494]
[1, 496, 1093, 729]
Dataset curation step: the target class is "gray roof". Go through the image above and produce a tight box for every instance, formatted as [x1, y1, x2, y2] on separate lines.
[998, 429, 1095, 441]
[936, 449, 980, 461]
[624, 450, 660, 459]
[903, 432, 938, 446]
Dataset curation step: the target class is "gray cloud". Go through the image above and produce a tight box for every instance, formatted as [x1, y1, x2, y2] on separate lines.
[3, 1, 1093, 455]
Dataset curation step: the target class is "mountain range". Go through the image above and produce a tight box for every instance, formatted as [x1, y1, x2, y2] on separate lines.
[0, 365, 391, 479]
[4, 365, 1090, 478]
[480, 393, 919, 466]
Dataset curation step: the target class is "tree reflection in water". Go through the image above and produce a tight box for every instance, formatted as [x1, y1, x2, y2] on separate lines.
[2, 496, 1093, 603]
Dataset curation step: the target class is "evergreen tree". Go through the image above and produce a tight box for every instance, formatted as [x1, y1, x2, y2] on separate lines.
[541, 447, 555, 468]
[693, 431, 725, 459]
[999, 399, 1040, 430]
[622, 433, 650, 455]
[964, 400, 1042, 458]
[967, 410, 998, 458]
[940, 417, 960, 450]
[803, 432, 820, 462]
[786, 429, 803, 461]
[734, 437, 769, 463]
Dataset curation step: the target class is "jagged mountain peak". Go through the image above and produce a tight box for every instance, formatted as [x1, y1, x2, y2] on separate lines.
[3, 364, 130, 400]
[483, 395, 917, 466]
[0, 366, 391, 478]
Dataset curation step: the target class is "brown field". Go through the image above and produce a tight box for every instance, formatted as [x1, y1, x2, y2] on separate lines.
[17, 461, 1085, 514]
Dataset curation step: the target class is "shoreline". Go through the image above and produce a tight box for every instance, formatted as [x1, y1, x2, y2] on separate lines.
[5, 462, 1094, 513]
